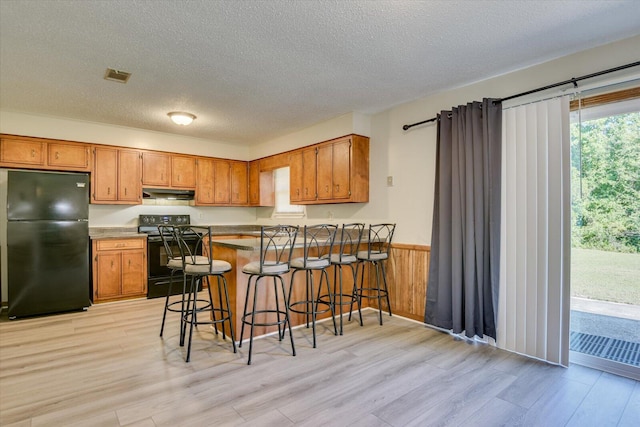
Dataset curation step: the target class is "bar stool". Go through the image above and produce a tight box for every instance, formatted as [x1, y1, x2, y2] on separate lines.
[288, 224, 338, 348]
[177, 225, 236, 362]
[158, 224, 208, 341]
[239, 225, 298, 365]
[328, 223, 365, 335]
[354, 223, 396, 326]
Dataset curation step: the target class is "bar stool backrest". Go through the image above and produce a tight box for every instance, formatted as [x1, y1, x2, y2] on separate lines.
[158, 224, 181, 268]
[257, 225, 299, 274]
[298, 224, 338, 268]
[174, 225, 210, 268]
[365, 223, 396, 260]
[334, 223, 365, 263]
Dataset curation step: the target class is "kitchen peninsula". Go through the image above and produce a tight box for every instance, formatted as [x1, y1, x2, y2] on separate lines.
[207, 232, 370, 338]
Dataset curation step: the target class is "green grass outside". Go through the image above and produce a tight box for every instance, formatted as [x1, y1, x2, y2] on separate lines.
[571, 248, 640, 306]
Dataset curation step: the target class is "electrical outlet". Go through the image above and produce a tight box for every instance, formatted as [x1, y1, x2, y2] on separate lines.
[387, 176, 394, 187]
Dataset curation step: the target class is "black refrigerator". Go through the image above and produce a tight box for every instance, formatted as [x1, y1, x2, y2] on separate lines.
[7, 170, 90, 318]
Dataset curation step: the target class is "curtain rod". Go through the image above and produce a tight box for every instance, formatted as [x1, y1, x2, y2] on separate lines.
[402, 60, 640, 131]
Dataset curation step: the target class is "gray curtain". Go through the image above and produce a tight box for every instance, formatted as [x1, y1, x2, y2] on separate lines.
[425, 98, 502, 340]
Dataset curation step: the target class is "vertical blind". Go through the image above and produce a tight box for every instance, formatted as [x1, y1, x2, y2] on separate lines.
[497, 96, 571, 366]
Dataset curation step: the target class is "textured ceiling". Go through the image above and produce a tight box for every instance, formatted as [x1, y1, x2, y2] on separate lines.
[1, 1, 639, 145]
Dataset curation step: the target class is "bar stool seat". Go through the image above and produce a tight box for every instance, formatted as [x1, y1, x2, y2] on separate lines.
[177, 225, 237, 362]
[288, 224, 338, 348]
[159, 225, 206, 340]
[354, 223, 396, 326]
[239, 225, 298, 365]
[326, 223, 365, 334]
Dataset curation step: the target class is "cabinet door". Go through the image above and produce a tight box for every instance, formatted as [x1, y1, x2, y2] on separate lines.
[48, 142, 91, 170]
[214, 159, 231, 204]
[94, 252, 121, 300]
[0, 137, 45, 167]
[118, 150, 142, 203]
[142, 152, 171, 187]
[248, 160, 260, 205]
[231, 161, 248, 205]
[195, 157, 214, 204]
[301, 147, 317, 201]
[331, 138, 351, 199]
[172, 155, 196, 188]
[289, 151, 303, 203]
[317, 144, 333, 200]
[121, 250, 146, 296]
[92, 147, 118, 202]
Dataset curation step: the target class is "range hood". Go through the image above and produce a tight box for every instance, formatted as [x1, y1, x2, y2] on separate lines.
[142, 188, 195, 200]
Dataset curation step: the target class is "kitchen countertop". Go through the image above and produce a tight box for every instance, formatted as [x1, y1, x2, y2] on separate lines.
[89, 225, 262, 240]
[89, 227, 147, 239]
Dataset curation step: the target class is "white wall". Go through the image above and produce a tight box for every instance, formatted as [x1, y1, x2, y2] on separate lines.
[0, 111, 250, 159]
[374, 34, 640, 244]
[250, 112, 368, 159]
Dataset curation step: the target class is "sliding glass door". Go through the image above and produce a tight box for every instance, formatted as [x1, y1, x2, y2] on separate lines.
[569, 93, 640, 380]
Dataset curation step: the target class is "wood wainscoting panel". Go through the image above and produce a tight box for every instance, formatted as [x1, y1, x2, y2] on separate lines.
[385, 243, 430, 322]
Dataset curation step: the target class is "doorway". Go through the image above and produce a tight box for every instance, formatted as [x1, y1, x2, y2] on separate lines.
[569, 91, 640, 379]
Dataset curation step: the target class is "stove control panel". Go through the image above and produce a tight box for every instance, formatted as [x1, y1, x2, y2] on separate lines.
[138, 214, 190, 226]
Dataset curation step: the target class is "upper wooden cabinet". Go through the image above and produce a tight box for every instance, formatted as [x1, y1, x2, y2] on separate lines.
[214, 159, 231, 204]
[248, 160, 274, 207]
[1, 135, 91, 171]
[317, 137, 351, 201]
[92, 147, 141, 204]
[171, 155, 196, 188]
[195, 157, 215, 205]
[288, 134, 369, 204]
[290, 146, 317, 203]
[195, 158, 249, 206]
[141, 152, 196, 189]
[142, 152, 171, 187]
[230, 160, 248, 205]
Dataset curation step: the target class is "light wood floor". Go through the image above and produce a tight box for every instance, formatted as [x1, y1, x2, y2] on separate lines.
[1, 296, 638, 427]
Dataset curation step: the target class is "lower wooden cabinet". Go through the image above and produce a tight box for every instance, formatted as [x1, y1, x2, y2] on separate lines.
[92, 237, 147, 302]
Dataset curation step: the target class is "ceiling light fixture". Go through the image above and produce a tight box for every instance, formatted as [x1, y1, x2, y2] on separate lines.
[167, 112, 196, 126]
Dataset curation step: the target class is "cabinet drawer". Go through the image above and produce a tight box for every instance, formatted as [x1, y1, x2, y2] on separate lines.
[96, 238, 145, 251]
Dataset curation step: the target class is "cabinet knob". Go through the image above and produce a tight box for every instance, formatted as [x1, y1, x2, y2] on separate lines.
[31, 149, 35, 157]
[336, 184, 340, 192]
[107, 187, 111, 195]
[55, 152, 60, 160]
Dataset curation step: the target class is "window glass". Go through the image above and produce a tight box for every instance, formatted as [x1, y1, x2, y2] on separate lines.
[272, 167, 305, 218]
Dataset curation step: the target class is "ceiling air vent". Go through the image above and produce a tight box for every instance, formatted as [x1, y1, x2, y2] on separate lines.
[104, 68, 131, 83]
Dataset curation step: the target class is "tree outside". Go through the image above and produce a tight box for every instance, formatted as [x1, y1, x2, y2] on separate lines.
[571, 111, 640, 254]
[571, 110, 639, 306]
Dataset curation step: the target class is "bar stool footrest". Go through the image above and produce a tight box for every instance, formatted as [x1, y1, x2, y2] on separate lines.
[289, 300, 332, 316]
[241, 309, 289, 328]
[356, 287, 389, 299]
[166, 298, 209, 314]
[183, 308, 232, 326]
